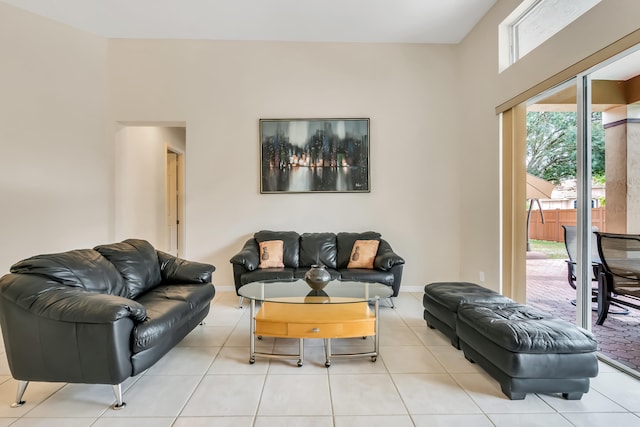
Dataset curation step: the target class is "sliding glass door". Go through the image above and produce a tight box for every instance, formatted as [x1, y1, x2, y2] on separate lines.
[524, 80, 579, 326]
[586, 48, 640, 374]
[521, 45, 640, 375]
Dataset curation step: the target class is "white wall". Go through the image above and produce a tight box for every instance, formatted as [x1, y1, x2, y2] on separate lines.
[114, 126, 185, 250]
[0, 3, 109, 274]
[4, 0, 640, 292]
[107, 40, 463, 287]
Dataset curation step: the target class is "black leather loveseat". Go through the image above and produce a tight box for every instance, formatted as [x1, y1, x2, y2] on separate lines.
[0, 239, 215, 409]
[230, 230, 404, 297]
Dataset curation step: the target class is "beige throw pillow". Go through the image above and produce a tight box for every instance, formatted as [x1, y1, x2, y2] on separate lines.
[258, 240, 285, 268]
[347, 239, 379, 269]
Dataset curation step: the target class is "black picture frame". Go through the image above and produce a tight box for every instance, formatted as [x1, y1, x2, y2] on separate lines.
[260, 118, 370, 193]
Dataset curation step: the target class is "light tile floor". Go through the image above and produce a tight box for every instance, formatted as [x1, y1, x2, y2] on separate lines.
[0, 290, 639, 426]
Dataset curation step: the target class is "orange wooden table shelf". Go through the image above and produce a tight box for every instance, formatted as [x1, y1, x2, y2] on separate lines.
[254, 301, 377, 367]
[255, 301, 375, 338]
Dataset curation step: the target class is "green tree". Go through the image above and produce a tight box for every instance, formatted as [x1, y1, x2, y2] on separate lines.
[526, 111, 605, 183]
[591, 114, 605, 181]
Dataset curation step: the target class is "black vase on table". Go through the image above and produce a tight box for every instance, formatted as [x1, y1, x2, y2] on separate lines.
[304, 264, 331, 291]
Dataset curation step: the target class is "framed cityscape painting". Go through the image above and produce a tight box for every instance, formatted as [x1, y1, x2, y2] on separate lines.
[260, 118, 370, 193]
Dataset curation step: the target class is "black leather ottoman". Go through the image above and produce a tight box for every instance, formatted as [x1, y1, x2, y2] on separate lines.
[457, 303, 599, 400]
[423, 282, 513, 348]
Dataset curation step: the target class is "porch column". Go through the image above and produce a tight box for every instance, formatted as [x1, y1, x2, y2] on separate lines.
[603, 105, 640, 233]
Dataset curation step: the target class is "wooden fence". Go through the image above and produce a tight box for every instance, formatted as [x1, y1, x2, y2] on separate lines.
[528, 207, 606, 242]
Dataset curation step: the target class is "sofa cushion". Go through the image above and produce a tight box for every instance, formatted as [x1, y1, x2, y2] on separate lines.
[139, 283, 215, 315]
[339, 268, 394, 287]
[423, 282, 512, 313]
[258, 240, 285, 268]
[94, 239, 162, 299]
[132, 294, 191, 353]
[336, 232, 381, 268]
[299, 233, 338, 269]
[133, 282, 215, 354]
[10, 249, 127, 297]
[457, 303, 598, 354]
[240, 268, 295, 285]
[347, 240, 379, 269]
[255, 230, 300, 268]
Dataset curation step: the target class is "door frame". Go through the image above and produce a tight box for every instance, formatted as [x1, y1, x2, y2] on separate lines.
[166, 146, 185, 257]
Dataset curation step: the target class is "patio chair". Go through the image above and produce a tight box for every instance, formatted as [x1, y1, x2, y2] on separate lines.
[562, 225, 629, 315]
[562, 225, 600, 291]
[595, 232, 640, 325]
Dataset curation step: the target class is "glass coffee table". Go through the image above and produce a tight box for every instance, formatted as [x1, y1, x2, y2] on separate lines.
[238, 280, 392, 367]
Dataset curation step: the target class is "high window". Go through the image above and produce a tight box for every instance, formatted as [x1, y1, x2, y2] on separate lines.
[500, 0, 601, 71]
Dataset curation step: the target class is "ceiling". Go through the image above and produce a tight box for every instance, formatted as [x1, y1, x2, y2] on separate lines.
[8, 0, 636, 83]
[0, 0, 496, 44]
[591, 49, 640, 81]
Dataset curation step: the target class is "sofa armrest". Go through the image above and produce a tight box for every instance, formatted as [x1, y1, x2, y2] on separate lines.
[0, 274, 147, 323]
[374, 239, 405, 271]
[230, 239, 260, 271]
[0, 274, 138, 385]
[157, 251, 215, 284]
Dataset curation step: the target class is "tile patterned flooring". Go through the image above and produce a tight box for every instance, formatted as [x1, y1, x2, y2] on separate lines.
[0, 290, 639, 426]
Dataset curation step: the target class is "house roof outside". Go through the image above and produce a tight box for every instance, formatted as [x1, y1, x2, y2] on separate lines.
[539, 178, 606, 210]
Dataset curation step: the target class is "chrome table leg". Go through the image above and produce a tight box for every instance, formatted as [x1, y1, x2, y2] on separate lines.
[374, 298, 380, 360]
[249, 299, 256, 364]
[325, 339, 332, 367]
[297, 338, 304, 367]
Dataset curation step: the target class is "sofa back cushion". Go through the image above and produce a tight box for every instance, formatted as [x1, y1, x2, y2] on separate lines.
[94, 239, 162, 299]
[254, 230, 300, 268]
[336, 232, 381, 268]
[299, 233, 337, 269]
[10, 249, 127, 296]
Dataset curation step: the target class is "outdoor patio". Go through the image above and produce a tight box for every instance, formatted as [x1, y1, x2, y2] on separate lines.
[527, 257, 640, 373]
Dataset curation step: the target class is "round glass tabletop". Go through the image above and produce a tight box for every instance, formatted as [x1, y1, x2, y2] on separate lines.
[238, 279, 392, 304]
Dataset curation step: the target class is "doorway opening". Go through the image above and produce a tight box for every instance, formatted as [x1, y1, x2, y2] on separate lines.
[114, 124, 186, 256]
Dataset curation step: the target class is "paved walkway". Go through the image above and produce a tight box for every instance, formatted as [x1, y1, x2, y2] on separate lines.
[527, 257, 640, 372]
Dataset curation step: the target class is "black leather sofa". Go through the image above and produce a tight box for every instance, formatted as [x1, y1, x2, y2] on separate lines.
[0, 239, 215, 409]
[230, 230, 404, 297]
